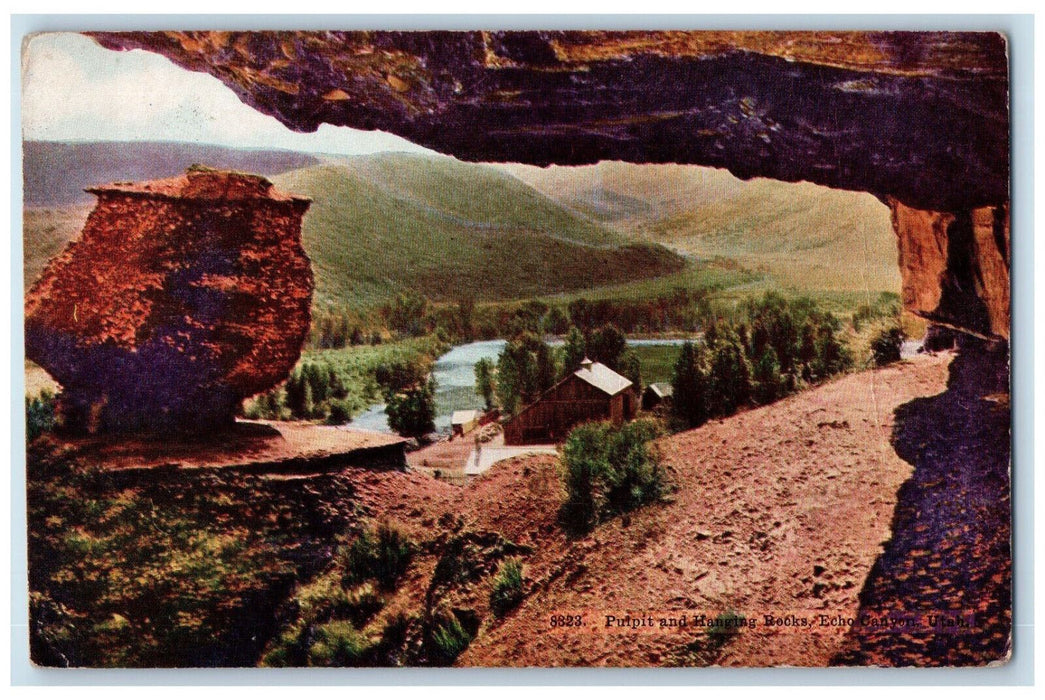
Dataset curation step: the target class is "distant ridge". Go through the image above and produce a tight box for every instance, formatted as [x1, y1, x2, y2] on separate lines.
[24, 141, 321, 207]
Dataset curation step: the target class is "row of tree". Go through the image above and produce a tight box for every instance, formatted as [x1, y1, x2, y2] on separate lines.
[671, 293, 854, 429]
[377, 288, 721, 346]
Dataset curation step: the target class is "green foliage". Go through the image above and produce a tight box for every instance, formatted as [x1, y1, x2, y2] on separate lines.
[706, 325, 753, 417]
[707, 610, 747, 649]
[871, 325, 906, 366]
[752, 346, 783, 405]
[669, 294, 853, 429]
[309, 308, 364, 350]
[325, 399, 354, 425]
[671, 342, 709, 429]
[385, 378, 437, 440]
[489, 558, 525, 617]
[307, 620, 372, 666]
[619, 349, 642, 391]
[542, 306, 570, 335]
[27, 453, 312, 667]
[852, 292, 903, 332]
[474, 357, 496, 410]
[26, 389, 56, 441]
[559, 419, 668, 533]
[456, 296, 476, 342]
[385, 290, 430, 338]
[561, 326, 587, 376]
[251, 335, 446, 427]
[585, 324, 627, 370]
[341, 523, 415, 592]
[374, 357, 430, 396]
[428, 614, 473, 666]
[496, 333, 558, 414]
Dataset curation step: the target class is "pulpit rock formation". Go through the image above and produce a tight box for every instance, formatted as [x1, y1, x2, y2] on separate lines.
[25, 167, 313, 433]
[89, 30, 1011, 342]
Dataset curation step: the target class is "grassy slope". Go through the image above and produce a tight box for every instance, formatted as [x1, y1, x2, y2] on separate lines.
[271, 154, 685, 309]
[503, 161, 900, 298]
[22, 150, 686, 308]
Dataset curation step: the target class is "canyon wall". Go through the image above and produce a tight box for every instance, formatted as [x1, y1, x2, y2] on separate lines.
[25, 167, 313, 433]
[88, 30, 1011, 341]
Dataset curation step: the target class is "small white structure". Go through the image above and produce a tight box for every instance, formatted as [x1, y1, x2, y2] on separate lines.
[451, 409, 480, 437]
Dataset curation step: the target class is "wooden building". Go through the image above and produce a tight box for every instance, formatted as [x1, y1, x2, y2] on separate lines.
[503, 358, 637, 445]
[642, 382, 674, 411]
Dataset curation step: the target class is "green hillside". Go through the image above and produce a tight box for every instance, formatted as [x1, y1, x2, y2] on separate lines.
[503, 161, 900, 296]
[271, 155, 685, 308]
[22, 149, 687, 309]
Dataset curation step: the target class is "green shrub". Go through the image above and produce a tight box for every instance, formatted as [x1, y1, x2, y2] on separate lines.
[26, 389, 56, 441]
[325, 399, 353, 425]
[342, 523, 414, 591]
[559, 418, 667, 533]
[428, 615, 472, 665]
[871, 325, 905, 367]
[489, 558, 525, 617]
[308, 620, 372, 666]
[385, 378, 437, 440]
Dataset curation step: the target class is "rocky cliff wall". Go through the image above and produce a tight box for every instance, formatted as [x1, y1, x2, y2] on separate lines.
[890, 200, 1010, 341]
[88, 30, 1011, 341]
[25, 168, 313, 433]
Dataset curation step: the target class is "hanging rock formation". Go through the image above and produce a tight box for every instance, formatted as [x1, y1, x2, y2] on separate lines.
[25, 167, 313, 433]
[88, 30, 1011, 342]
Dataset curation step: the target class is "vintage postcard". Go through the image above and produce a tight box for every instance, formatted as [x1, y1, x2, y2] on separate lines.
[21, 29, 1011, 669]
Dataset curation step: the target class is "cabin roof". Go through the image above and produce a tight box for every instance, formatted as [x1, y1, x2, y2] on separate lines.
[646, 382, 674, 398]
[451, 409, 479, 424]
[574, 361, 632, 396]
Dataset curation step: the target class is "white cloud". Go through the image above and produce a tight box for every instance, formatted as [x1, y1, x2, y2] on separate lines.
[21, 32, 434, 155]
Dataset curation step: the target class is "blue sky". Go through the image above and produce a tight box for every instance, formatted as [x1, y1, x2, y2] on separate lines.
[21, 32, 434, 155]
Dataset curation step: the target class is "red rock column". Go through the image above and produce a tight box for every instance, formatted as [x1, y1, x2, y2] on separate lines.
[889, 198, 1010, 342]
[25, 167, 313, 434]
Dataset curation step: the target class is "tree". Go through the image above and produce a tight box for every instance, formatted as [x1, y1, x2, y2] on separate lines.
[753, 346, 783, 405]
[586, 324, 627, 370]
[619, 348, 642, 391]
[386, 291, 429, 337]
[707, 329, 752, 417]
[671, 341, 708, 429]
[871, 325, 905, 366]
[559, 419, 666, 534]
[474, 357, 496, 410]
[496, 333, 556, 413]
[456, 296, 476, 342]
[386, 377, 437, 441]
[561, 326, 587, 377]
[542, 306, 570, 336]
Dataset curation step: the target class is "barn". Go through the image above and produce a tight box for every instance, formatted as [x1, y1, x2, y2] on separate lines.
[503, 358, 637, 445]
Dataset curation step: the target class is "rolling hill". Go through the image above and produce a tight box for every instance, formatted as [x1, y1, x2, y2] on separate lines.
[22, 144, 687, 306]
[272, 155, 685, 308]
[502, 161, 901, 296]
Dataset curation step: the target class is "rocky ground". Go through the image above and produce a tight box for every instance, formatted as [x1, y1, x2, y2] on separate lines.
[334, 350, 1010, 667]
